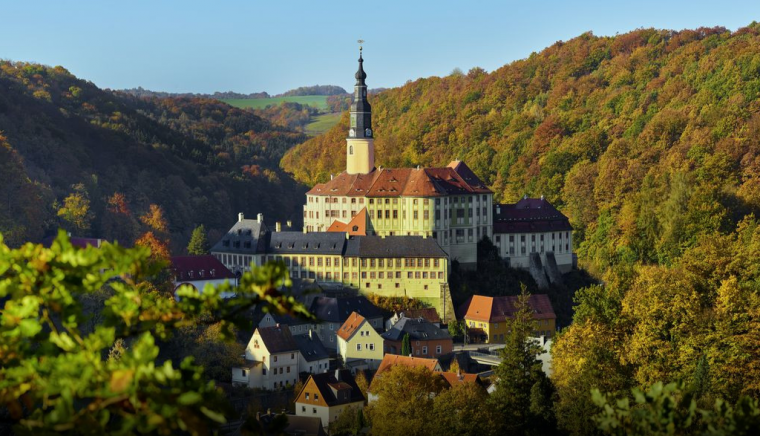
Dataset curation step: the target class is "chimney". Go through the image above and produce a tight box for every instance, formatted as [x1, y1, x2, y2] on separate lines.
[540, 195, 545, 200]
[330, 174, 334, 180]
[275, 323, 280, 328]
[309, 329, 313, 340]
[286, 220, 292, 228]
[523, 194, 528, 200]
[335, 369, 341, 381]
[276, 222, 282, 232]
[267, 408, 271, 416]
[457, 369, 463, 381]
[238, 212, 245, 222]
[257, 213, 263, 223]
[496, 205, 501, 215]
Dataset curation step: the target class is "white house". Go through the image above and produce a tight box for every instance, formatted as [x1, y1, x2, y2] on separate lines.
[171, 255, 236, 298]
[231, 325, 300, 390]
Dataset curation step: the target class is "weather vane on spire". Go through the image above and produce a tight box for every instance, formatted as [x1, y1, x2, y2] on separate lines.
[357, 39, 364, 53]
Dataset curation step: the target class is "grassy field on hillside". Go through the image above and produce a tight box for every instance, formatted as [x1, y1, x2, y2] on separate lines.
[305, 112, 342, 136]
[222, 95, 329, 110]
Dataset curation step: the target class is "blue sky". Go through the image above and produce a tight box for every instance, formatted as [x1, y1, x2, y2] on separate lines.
[1, 0, 759, 94]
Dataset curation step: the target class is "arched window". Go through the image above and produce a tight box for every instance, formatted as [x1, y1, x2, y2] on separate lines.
[349, 145, 354, 155]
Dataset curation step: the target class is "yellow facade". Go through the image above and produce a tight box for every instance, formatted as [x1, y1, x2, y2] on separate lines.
[465, 318, 557, 343]
[346, 138, 374, 175]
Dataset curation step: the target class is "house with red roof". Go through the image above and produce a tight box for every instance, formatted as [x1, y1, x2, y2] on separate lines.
[457, 294, 556, 343]
[336, 312, 384, 371]
[170, 255, 236, 298]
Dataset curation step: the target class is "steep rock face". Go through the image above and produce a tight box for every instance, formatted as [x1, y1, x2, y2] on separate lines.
[0, 61, 308, 249]
[283, 25, 760, 271]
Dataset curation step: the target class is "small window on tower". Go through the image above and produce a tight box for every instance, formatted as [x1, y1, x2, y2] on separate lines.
[349, 145, 354, 155]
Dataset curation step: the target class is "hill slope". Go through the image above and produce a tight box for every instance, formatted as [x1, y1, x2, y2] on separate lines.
[282, 24, 760, 272]
[0, 61, 308, 249]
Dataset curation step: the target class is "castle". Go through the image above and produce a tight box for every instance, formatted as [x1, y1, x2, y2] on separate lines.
[211, 49, 574, 318]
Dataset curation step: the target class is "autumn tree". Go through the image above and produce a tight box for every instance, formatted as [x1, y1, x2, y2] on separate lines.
[56, 183, 94, 235]
[100, 192, 138, 245]
[365, 365, 446, 436]
[187, 224, 210, 255]
[430, 383, 500, 436]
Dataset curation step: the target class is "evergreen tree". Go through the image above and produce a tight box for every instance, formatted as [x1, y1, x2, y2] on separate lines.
[187, 224, 210, 255]
[488, 285, 556, 435]
[401, 333, 411, 356]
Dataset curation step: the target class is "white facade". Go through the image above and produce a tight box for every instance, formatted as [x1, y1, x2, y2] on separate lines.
[492, 230, 574, 273]
[238, 329, 300, 390]
[295, 401, 363, 429]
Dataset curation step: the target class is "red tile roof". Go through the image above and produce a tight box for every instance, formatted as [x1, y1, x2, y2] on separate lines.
[327, 208, 367, 236]
[307, 161, 491, 197]
[400, 308, 441, 324]
[337, 312, 367, 341]
[171, 255, 235, 281]
[457, 294, 556, 322]
[438, 371, 482, 388]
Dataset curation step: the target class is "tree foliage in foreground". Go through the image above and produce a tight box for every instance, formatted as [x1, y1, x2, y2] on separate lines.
[593, 382, 760, 436]
[0, 231, 312, 435]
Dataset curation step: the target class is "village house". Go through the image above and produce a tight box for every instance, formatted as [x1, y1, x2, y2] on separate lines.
[310, 296, 385, 350]
[170, 255, 235, 297]
[295, 370, 365, 429]
[231, 325, 300, 390]
[457, 294, 556, 343]
[381, 316, 453, 358]
[337, 312, 384, 371]
[293, 330, 331, 375]
[385, 307, 442, 330]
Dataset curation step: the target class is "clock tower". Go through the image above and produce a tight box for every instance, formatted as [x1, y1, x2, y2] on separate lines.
[346, 46, 375, 175]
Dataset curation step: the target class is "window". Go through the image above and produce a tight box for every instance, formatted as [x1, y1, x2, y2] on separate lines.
[369, 343, 375, 351]
[315, 394, 319, 400]
[291, 353, 295, 359]
[274, 356, 278, 362]
[422, 346, 428, 355]
[313, 408, 317, 414]
[287, 366, 290, 373]
[302, 406, 306, 412]
[436, 345, 442, 354]
[356, 344, 362, 351]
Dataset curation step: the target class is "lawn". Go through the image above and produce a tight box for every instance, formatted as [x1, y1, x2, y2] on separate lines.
[305, 112, 342, 136]
[221, 95, 329, 111]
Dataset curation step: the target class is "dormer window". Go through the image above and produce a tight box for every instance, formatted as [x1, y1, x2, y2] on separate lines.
[210, 269, 216, 277]
[199, 270, 205, 278]
[188, 271, 194, 279]
[253, 340, 259, 349]
[223, 240, 230, 247]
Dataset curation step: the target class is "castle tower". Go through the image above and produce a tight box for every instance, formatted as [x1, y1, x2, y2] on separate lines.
[346, 46, 375, 175]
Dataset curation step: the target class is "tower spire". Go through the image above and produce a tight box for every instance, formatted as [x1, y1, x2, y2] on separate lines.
[346, 42, 375, 175]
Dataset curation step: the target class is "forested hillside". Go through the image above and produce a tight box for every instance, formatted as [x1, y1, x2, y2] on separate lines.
[0, 61, 308, 250]
[283, 24, 760, 271]
[282, 24, 760, 433]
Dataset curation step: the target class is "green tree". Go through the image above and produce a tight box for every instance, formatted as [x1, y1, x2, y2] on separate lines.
[0, 231, 312, 435]
[592, 382, 760, 436]
[187, 224, 210, 255]
[488, 285, 556, 435]
[401, 333, 411, 356]
[329, 405, 365, 436]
